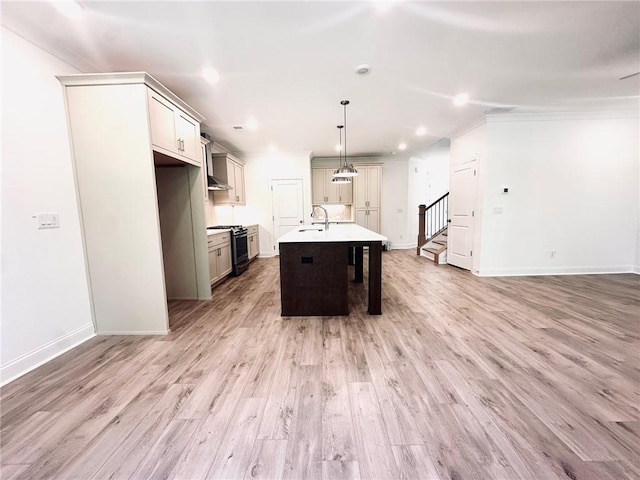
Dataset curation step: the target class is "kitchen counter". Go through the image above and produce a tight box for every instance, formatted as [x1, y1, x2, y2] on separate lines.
[279, 223, 386, 244]
[206, 228, 232, 236]
[278, 224, 387, 316]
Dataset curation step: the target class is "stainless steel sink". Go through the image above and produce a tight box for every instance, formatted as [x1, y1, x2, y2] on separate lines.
[298, 227, 324, 232]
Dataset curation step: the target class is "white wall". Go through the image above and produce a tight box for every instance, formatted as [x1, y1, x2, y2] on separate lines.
[312, 157, 411, 249]
[478, 113, 639, 276]
[1, 28, 94, 384]
[243, 151, 313, 256]
[407, 138, 451, 246]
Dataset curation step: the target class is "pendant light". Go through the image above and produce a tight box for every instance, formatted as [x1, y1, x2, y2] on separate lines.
[332, 125, 351, 184]
[333, 100, 358, 178]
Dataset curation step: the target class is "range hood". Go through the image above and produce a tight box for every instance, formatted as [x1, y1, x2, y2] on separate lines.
[201, 133, 233, 190]
[207, 174, 233, 191]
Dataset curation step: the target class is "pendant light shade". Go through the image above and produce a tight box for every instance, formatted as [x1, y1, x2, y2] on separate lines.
[333, 100, 358, 178]
[332, 125, 351, 184]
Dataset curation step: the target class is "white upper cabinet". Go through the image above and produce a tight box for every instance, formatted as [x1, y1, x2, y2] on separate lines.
[148, 89, 200, 165]
[211, 153, 246, 205]
[353, 165, 381, 209]
[312, 168, 353, 205]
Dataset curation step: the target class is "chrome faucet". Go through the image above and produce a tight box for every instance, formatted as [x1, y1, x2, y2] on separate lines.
[311, 206, 329, 230]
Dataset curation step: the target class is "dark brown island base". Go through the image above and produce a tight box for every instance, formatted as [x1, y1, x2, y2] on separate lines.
[278, 224, 387, 316]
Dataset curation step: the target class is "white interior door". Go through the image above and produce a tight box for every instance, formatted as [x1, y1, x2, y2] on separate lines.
[448, 157, 477, 270]
[272, 178, 304, 255]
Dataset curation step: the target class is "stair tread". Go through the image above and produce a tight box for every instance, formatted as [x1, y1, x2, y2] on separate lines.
[424, 246, 447, 254]
[433, 240, 448, 245]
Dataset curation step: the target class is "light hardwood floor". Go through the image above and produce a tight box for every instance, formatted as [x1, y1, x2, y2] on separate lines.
[1, 251, 638, 480]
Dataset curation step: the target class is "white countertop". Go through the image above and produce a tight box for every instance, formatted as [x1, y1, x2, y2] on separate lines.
[207, 228, 232, 236]
[278, 223, 387, 244]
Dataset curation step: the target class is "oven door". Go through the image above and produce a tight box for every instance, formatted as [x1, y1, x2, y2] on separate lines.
[232, 231, 250, 275]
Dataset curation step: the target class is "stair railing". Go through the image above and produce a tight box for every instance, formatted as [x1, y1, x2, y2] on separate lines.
[417, 192, 449, 255]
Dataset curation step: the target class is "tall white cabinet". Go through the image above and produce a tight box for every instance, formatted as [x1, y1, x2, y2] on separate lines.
[58, 72, 209, 335]
[353, 164, 382, 233]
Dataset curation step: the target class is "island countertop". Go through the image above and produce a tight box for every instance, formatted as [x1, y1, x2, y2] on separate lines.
[278, 223, 387, 244]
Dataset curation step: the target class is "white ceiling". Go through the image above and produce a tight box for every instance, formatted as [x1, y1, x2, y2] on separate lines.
[2, 1, 639, 157]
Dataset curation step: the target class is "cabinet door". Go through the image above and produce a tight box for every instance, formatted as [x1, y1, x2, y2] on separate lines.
[226, 158, 237, 201]
[326, 170, 341, 204]
[233, 162, 245, 204]
[208, 247, 219, 284]
[353, 172, 368, 208]
[368, 208, 381, 233]
[148, 91, 178, 154]
[339, 182, 353, 204]
[176, 111, 199, 162]
[248, 234, 258, 259]
[218, 243, 233, 277]
[367, 166, 381, 208]
[355, 209, 368, 229]
[312, 168, 326, 204]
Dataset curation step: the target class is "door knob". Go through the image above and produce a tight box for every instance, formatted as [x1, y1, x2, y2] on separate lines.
[447, 219, 452, 223]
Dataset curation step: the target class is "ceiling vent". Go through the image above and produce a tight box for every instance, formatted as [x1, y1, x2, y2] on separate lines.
[233, 125, 244, 130]
[485, 106, 517, 114]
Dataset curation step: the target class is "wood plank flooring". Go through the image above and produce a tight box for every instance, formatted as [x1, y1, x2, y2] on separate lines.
[1, 250, 639, 479]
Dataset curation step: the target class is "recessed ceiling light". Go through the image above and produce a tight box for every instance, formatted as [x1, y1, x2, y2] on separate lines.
[52, 0, 84, 19]
[355, 64, 372, 76]
[398, 143, 407, 150]
[202, 67, 220, 84]
[415, 126, 427, 136]
[453, 93, 469, 106]
[246, 118, 259, 131]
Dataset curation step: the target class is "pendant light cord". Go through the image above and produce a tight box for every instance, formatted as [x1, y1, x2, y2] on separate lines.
[343, 102, 347, 167]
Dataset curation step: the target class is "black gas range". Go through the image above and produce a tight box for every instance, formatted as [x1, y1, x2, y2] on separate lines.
[207, 225, 249, 276]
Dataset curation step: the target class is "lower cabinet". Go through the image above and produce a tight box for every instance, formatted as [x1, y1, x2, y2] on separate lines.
[248, 225, 259, 260]
[355, 208, 380, 233]
[208, 231, 233, 286]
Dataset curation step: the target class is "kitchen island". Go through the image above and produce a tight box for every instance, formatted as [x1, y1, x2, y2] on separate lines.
[278, 224, 387, 316]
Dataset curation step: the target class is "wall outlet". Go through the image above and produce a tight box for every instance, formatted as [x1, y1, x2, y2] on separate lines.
[35, 213, 60, 229]
[550, 250, 556, 259]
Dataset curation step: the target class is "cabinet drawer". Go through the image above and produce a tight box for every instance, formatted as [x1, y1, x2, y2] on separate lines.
[247, 225, 258, 235]
[208, 231, 231, 248]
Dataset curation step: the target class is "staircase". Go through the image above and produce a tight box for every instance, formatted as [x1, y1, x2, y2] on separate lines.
[416, 192, 449, 265]
[420, 229, 448, 264]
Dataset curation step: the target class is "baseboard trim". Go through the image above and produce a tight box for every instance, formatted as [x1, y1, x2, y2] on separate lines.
[0, 324, 95, 387]
[167, 296, 199, 301]
[96, 330, 170, 335]
[475, 265, 637, 277]
[389, 243, 414, 250]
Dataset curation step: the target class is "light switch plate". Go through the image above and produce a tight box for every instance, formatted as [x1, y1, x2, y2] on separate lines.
[492, 206, 504, 215]
[36, 213, 60, 229]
